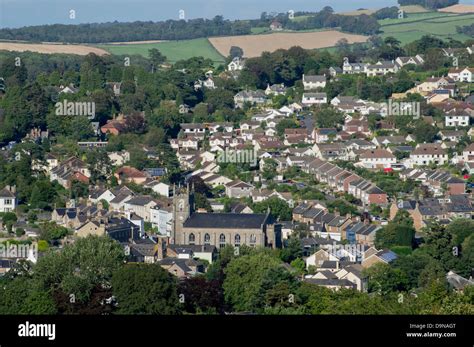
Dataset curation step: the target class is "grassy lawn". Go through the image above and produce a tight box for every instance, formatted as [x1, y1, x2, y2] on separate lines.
[379, 13, 474, 45]
[250, 27, 269, 34]
[96, 38, 225, 63]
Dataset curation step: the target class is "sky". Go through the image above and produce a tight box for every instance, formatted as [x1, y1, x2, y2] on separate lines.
[0, 0, 400, 28]
[1, 0, 473, 29]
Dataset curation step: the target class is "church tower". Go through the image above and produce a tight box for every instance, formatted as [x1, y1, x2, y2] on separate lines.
[172, 184, 194, 244]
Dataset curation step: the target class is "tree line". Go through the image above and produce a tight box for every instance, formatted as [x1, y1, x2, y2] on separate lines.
[398, 0, 458, 9]
[0, 16, 251, 43]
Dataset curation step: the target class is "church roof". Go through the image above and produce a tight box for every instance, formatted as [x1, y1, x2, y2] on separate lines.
[183, 213, 269, 229]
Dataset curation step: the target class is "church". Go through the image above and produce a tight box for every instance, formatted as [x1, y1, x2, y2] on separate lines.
[172, 186, 281, 249]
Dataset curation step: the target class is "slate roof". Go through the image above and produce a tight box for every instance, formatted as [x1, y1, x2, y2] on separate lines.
[0, 188, 15, 198]
[304, 278, 356, 288]
[183, 213, 269, 229]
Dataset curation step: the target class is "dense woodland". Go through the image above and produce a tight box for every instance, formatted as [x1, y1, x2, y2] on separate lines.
[398, 0, 459, 9]
[0, 16, 252, 43]
[458, 23, 474, 38]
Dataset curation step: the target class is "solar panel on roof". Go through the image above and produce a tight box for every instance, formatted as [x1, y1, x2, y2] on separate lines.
[380, 251, 397, 263]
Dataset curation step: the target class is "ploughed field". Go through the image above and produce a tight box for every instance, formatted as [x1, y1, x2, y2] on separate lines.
[0, 41, 109, 56]
[208, 30, 369, 58]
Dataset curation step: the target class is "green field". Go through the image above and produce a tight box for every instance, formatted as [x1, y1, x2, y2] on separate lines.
[94, 10, 474, 62]
[379, 13, 474, 45]
[96, 38, 225, 63]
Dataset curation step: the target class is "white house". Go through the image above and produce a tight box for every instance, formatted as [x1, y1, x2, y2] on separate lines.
[302, 93, 327, 106]
[227, 57, 245, 71]
[462, 143, 474, 162]
[123, 196, 158, 222]
[203, 77, 216, 89]
[265, 83, 287, 96]
[410, 144, 448, 167]
[150, 205, 173, 236]
[358, 149, 396, 169]
[147, 182, 172, 198]
[445, 113, 470, 127]
[302, 74, 326, 90]
[366, 61, 398, 77]
[342, 59, 367, 74]
[395, 55, 424, 68]
[0, 186, 17, 213]
[448, 67, 474, 83]
[108, 151, 130, 166]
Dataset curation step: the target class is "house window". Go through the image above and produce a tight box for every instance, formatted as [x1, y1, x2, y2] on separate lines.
[4, 199, 11, 205]
[219, 234, 226, 249]
[188, 233, 195, 245]
[204, 233, 210, 245]
[250, 234, 257, 247]
[234, 234, 241, 247]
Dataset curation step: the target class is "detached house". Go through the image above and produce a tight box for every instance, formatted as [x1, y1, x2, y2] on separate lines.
[342, 59, 367, 75]
[302, 74, 326, 90]
[448, 67, 474, 83]
[227, 57, 245, 72]
[225, 180, 254, 198]
[234, 90, 268, 108]
[302, 93, 327, 106]
[0, 186, 17, 213]
[366, 61, 398, 77]
[114, 166, 148, 185]
[265, 83, 287, 96]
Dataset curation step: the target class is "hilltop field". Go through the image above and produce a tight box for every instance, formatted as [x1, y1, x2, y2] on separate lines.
[208, 30, 368, 58]
[379, 11, 474, 45]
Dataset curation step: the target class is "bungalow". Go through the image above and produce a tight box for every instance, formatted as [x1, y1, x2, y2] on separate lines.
[101, 117, 126, 136]
[302, 93, 327, 106]
[114, 166, 148, 185]
[180, 123, 206, 135]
